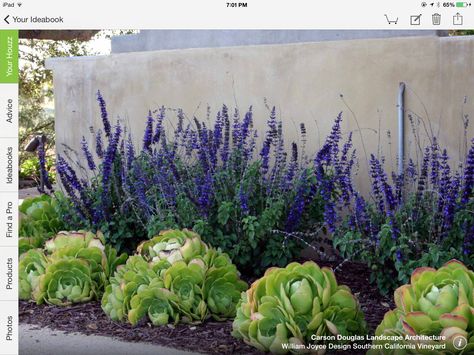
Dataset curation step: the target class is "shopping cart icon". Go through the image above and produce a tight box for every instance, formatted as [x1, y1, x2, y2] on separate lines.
[385, 14, 399, 24]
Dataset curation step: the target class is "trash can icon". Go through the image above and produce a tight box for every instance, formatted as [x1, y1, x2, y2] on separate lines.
[432, 13, 441, 25]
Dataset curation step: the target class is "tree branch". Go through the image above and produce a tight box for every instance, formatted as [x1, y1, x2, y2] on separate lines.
[19, 30, 100, 41]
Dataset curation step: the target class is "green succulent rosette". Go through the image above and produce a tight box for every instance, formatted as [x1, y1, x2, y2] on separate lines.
[128, 279, 180, 326]
[19, 236, 46, 255]
[202, 249, 248, 320]
[137, 229, 208, 263]
[102, 255, 161, 321]
[35, 258, 97, 306]
[162, 259, 208, 323]
[19, 230, 126, 305]
[19, 194, 64, 240]
[103, 229, 248, 326]
[104, 245, 129, 280]
[45, 230, 105, 254]
[19, 249, 48, 300]
[232, 261, 367, 354]
[369, 260, 474, 355]
[46, 231, 112, 289]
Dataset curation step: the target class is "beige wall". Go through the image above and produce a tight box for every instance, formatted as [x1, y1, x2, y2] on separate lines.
[46, 35, 474, 194]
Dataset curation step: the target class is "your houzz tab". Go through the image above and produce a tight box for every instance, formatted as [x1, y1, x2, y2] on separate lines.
[0, 30, 17, 84]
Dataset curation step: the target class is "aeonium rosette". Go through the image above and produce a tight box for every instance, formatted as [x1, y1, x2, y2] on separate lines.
[35, 258, 97, 306]
[102, 229, 247, 326]
[369, 260, 474, 354]
[19, 249, 48, 300]
[101, 255, 166, 322]
[136, 229, 208, 264]
[19, 230, 126, 305]
[202, 249, 248, 320]
[232, 261, 367, 354]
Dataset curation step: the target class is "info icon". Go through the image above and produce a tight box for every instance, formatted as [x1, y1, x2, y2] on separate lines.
[452, 335, 467, 351]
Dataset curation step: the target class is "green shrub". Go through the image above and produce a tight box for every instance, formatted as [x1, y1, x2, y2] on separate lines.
[20, 155, 56, 184]
[57, 97, 352, 275]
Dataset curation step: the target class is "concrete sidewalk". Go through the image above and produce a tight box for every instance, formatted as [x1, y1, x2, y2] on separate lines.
[20, 323, 198, 355]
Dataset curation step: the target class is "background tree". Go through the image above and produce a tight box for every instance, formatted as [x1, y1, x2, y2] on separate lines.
[19, 30, 136, 188]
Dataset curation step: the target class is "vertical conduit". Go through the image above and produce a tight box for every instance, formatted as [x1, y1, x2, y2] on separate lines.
[398, 82, 405, 176]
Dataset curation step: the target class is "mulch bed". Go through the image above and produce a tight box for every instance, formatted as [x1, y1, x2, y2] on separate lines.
[20, 260, 394, 354]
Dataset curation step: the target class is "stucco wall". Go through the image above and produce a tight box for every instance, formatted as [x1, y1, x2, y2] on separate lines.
[46, 35, 474, 194]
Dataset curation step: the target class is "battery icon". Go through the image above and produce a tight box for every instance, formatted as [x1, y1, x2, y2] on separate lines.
[456, 2, 469, 7]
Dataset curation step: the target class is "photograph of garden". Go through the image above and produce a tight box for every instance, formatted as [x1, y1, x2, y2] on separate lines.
[18, 30, 474, 354]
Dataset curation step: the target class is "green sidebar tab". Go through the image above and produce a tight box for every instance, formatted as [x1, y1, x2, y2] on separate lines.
[0, 30, 18, 83]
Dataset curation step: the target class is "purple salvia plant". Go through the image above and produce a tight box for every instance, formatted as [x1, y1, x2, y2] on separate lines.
[461, 138, 474, 204]
[95, 129, 104, 158]
[417, 147, 431, 197]
[232, 108, 241, 147]
[101, 122, 122, 217]
[239, 185, 249, 215]
[56, 155, 87, 219]
[285, 172, 308, 232]
[430, 137, 440, 186]
[132, 163, 150, 217]
[442, 171, 461, 232]
[143, 110, 154, 152]
[221, 105, 230, 166]
[153, 106, 165, 144]
[285, 142, 298, 188]
[406, 158, 417, 181]
[97, 91, 111, 138]
[81, 136, 96, 171]
[337, 132, 354, 205]
[126, 133, 135, 171]
[437, 149, 451, 214]
[260, 137, 272, 176]
[369, 154, 385, 214]
[196, 171, 213, 216]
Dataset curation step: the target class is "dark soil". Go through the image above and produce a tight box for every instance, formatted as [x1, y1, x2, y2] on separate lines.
[19, 178, 37, 189]
[19, 260, 394, 354]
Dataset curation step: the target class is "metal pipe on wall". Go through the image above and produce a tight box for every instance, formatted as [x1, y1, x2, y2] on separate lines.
[398, 82, 405, 176]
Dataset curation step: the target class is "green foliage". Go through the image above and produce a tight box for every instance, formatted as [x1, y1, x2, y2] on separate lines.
[19, 230, 127, 305]
[19, 194, 65, 242]
[232, 261, 367, 353]
[20, 155, 56, 183]
[179, 166, 324, 275]
[334, 194, 474, 295]
[19, 37, 91, 176]
[144, 160, 300, 275]
[19, 30, 136, 185]
[369, 260, 474, 354]
[102, 229, 247, 326]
